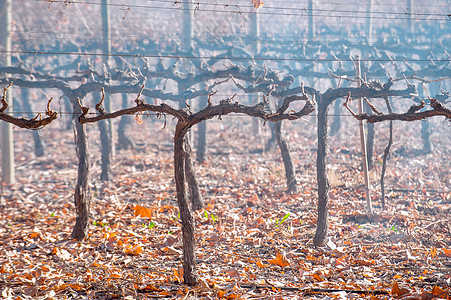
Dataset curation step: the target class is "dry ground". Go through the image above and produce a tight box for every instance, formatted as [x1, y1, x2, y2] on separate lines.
[0, 113, 450, 299]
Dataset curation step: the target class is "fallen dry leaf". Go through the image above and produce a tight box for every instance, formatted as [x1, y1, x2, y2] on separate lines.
[133, 205, 152, 219]
[269, 253, 290, 268]
[391, 281, 411, 297]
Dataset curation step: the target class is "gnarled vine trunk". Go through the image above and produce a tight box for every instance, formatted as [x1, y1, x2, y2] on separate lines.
[185, 138, 203, 210]
[70, 96, 91, 241]
[178, 84, 203, 210]
[174, 123, 197, 286]
[274, 120, 298, 193]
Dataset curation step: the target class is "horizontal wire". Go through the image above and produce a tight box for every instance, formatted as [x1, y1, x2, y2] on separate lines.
[38, 0, 451, 16]
[9, 31, 451, 47]
[10, 36, 451, 47]
[10, 39, 451, 50]
[31, 0, 450, 20]
[104, 0, 451, 17]
[2, 50, 450, 62]
[8, 30, 450, 40]
[143, 0, 450, 9]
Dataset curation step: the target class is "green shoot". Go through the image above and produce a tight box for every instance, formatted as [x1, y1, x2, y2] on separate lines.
[275, 212, 290, 226]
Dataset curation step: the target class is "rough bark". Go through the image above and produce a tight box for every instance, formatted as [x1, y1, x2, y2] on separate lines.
[174, 124, 197, 286]
[70, 96, 91, 241]
[313, 95, 329, 246]
[176, 79, 202, 208]
[184, 138, 203, 210]
[274, 120, 298, 193]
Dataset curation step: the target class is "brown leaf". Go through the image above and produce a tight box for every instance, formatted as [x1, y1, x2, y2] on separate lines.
[223, 268, 240, 278]
[134, 205, 152, 219]
[174, 267, 183, 282]
[124, 244, 143, 256]
[431, 285, 447, 297]
[161, 246, 182, 255]
[135, 113, 143, 125]
[391, 281, 411, 297]
[52, 247, 72, 261]
[109, 272, 122, 279]
[430, 247, 437, 258]
[268, 253, 290, 267]
[256, 260, 268, 268]
[251, 0, 264, 9]
[23, 286, 38, 297]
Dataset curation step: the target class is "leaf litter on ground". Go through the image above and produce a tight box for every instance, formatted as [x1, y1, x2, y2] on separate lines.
[0, 116, 450, 299]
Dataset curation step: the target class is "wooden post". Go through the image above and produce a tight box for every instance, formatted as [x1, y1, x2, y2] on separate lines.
[313, 94, 329, 246]
[250, 6, 261, 134]
[354, 57, 372, 216]
[183, 0, 193, 51]
[21, 89, 45, 157]
[308, 0, 315, 41]
[197, 85, 207, 163]
[250, 7, 260, 54]
[407, 0, 413, 40]
[101, 0, 111, 59]
[366, 0, 373, 44]
[0, 0, 14, 184]
[182, 0, 194, 143]
[101, 0, 115, 157]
